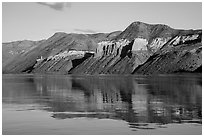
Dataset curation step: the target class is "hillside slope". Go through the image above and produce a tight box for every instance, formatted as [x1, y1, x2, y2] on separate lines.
[2, 40, 45, 66]
[134, 30, 202, 74]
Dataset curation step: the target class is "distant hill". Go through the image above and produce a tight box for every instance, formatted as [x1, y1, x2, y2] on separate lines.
[2, 40, 45, 66]
[2, 21, 202, 74]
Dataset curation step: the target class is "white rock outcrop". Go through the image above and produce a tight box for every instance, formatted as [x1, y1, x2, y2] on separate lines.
[132, 38, 148, 51]
[46, 50, 94, 61]
[172, 34, 199, 46]
[149, 37, 171, 52]
[96, 39, 131, 57]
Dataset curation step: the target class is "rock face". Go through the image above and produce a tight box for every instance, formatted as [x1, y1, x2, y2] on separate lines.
[2, 21, 202, 74]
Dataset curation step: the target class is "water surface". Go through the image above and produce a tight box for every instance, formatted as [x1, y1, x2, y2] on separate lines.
[2, 74, 202, 135]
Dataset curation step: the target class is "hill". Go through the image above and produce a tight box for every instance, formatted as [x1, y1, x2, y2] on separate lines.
[2, 21, 202, 74]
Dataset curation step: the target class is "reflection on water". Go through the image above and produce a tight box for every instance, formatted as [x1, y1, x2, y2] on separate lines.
[2, 74, 202, 134]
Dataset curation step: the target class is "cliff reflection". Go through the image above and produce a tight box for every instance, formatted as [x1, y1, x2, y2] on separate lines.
[2, 74, 202, 130]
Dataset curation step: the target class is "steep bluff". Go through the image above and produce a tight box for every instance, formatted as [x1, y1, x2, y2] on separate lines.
[70, 38, 150, 74]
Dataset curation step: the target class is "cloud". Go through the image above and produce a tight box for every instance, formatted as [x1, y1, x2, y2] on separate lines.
[74, 29, 97, 33]
[37, 2, 71, 11]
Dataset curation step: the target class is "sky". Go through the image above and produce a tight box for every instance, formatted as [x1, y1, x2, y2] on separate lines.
[2, 2, 202, 42]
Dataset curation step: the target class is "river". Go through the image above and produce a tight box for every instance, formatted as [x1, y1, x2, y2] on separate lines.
[2, 74, 202, 135]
